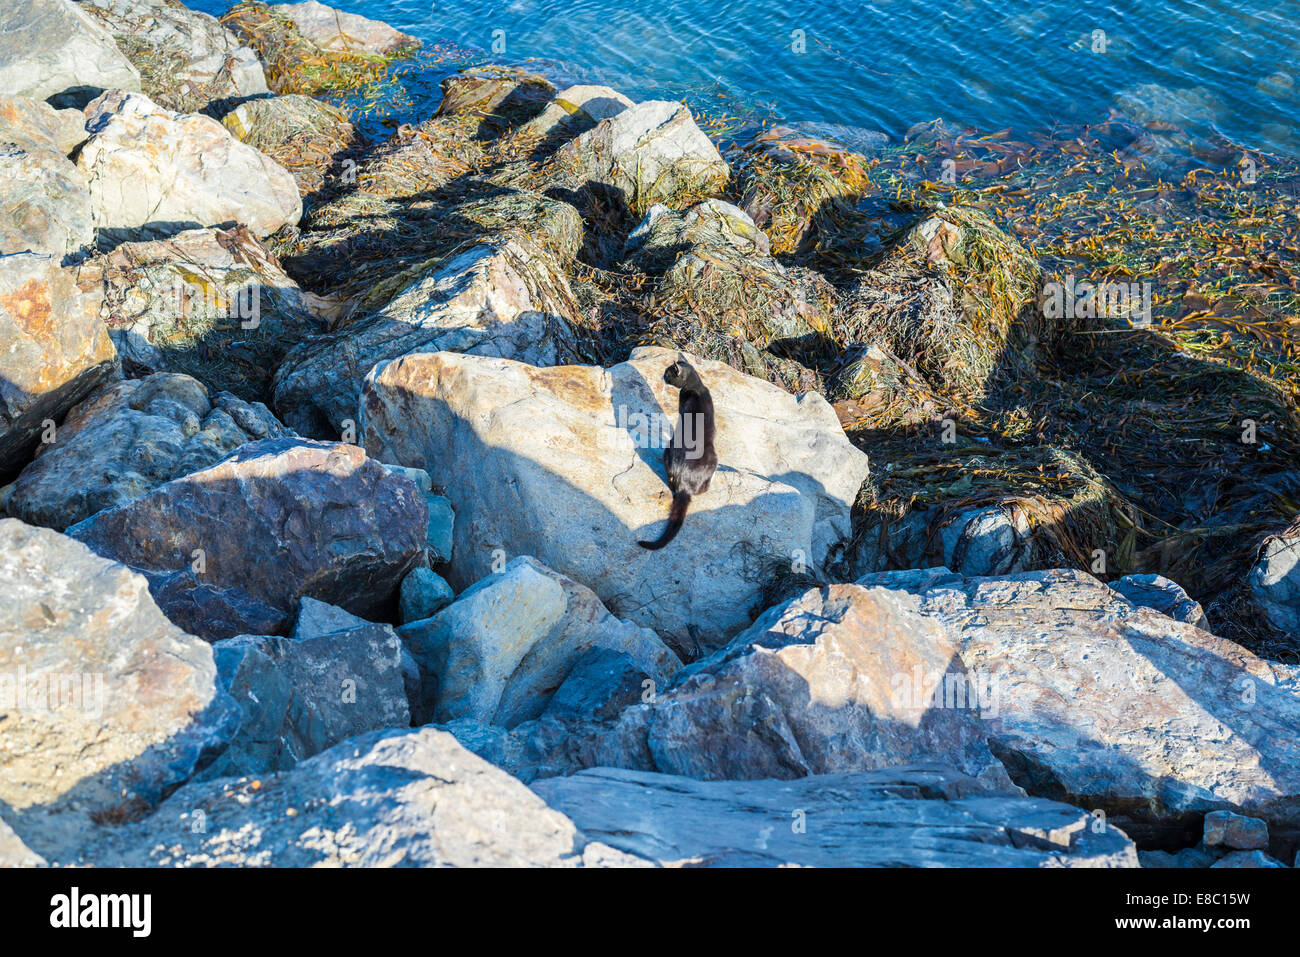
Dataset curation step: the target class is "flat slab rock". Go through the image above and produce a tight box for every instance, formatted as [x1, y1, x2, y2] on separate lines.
[0, 519, 238, 861]
[67, 437, 428, 640]
[73, 727, 640, 867]
[361, 347, 870, 650]
[532, 765, 1139, 867]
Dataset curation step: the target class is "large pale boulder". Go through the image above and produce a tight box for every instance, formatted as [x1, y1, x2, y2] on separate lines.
[77, 91, 302, 241]
[0, 519, 238, 859]
[67, 438, 428, 640]
[276, 0, 419, 55]
[79, 0, 269, 113]
[503, 84, 636, 158]
[0, 0, 141, 105]
[0, 96, 94, 258]
[856, 566, 1300, 850]
[534, 765, 1138, 867]
[76, 727, 630, 867]
[633, 584, 1013, 788]
[1247, 517, 1300, 637]
[0, 252, 117, 472]
[75, 225, 330, 399]
[543, 99, 730, 215]
[274, 237, 580, 437]
[360, 348, 871, 649]
[399, 556, 681, 727]
[1, 372, 293, 530]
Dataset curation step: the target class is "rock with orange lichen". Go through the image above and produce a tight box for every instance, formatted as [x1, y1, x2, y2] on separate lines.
[0, 252, 117, 473]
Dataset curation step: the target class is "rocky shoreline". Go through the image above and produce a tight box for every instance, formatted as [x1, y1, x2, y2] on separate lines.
[0, 0, 1297, 868]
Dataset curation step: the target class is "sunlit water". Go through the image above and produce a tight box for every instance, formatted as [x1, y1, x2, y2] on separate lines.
[192, 0, 1300, 158]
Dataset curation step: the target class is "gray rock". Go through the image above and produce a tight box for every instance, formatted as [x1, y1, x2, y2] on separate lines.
[425, 493, 455, 562]
[1111, 573, 1207, 628]
[204, 617, 410, 778]
[76, 727, 618, 867]
[293, 596, 423, 713]
[1211, 849, 1288, 868]
[543, 99, 729, 215]
[0, 519, 238, 860]
[399, 556, 681, 728]
[0, 817, 47, 867]
[1138, 845, 1224, 868]
[936, 506, 1030, 576]
[0, 0, 141, 106]
[276, 1, 419, 55]
[77, 91, 301, 242]
[79, 0, 269, 114]
[0, 97, 94, 259]
[853, 566, 1300, 848]
[638, 584, 1015, 788]
[222, 94, 357, 195]
[76, 225, 330, 400]
[2, 373, 293, 530]
[0, 252, 118, 470]
[67, 438, 428, 640]
[273, 237, 580, 437]
[1203, 810, 1269, 850]
[399, 567, 455, 624]
[543, 648, 652, 723]
[532, 765, 1138, 867]
[360, 347, 870, 650]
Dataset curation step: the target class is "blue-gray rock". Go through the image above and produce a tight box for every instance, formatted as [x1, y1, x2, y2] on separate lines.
[1111, 573, 1207, 628]
[542, 648, 651, 723]
[203, 614, 410, 778]
[399, 566, 455, 624]
[532, 765, 1138, 867]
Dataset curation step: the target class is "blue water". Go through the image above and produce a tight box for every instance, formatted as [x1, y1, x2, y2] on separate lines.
[194, 0, 1300, 158]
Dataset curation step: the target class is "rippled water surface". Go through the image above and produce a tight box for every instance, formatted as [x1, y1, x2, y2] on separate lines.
[194, 0, 1300, 156]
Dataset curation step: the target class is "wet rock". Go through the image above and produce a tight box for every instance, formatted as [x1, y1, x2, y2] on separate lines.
[398, 556, 681, 727]
[735, 125, 871, 256]
[533, 765, 1138, 867]
[854, 566, 1300, 848]
[0, 252, 117, 472]
[836, 206, 1043, 401]
[67, 437, 428, 640]
[273, 236, 580, 437]
[1247, 517, 1300, 637]
[360, 348, 870, 650]
[1111, 573, 1208, 628]
[275, 0, 419, 56]
[1, 372, 293, 530]
[543, 99, 729, 216]
[435, 65, 556, 133]
[0, 519, 238, 859]
[79, 0, 269, 114]
[0, 0, 141, 106]
[398, 566, 455, 624]
[76, 727, 621, 867]
[222, 94, 358, 196]
[1203, 810, 1269, 850]
[503, 84, 636, 159]
[75, 225, 330, 400]
[77, 91, 302, 242]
